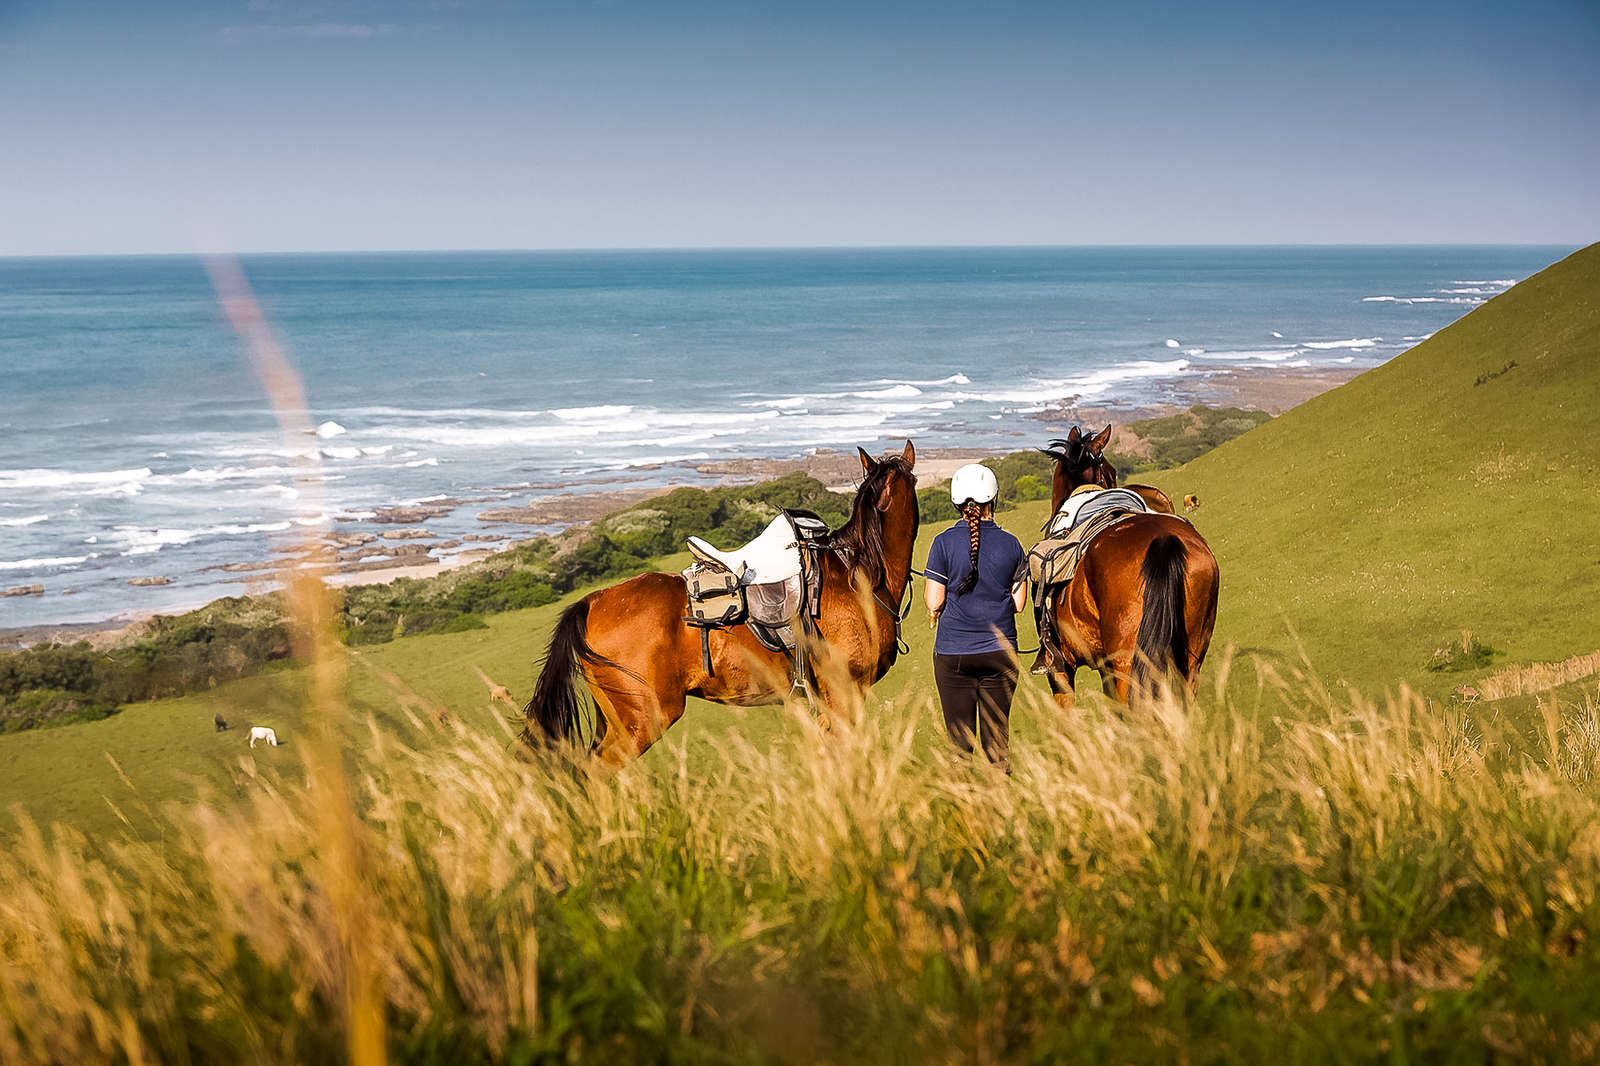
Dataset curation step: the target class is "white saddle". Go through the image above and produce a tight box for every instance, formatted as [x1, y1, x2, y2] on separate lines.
[687, 513, 804, 586]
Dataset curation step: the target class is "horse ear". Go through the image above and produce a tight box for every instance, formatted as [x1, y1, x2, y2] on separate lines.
[1090, 425, 1112, 454]
[858, 447, 875, 473]
[901, 439, 915, 467]
[1067, 426, 1082, 443]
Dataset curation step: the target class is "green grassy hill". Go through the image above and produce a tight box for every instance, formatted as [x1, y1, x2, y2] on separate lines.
[3, 244, 1597, 841]
[1135, 243, 1600, 700]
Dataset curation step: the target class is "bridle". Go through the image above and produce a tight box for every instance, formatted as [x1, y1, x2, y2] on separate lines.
[824, 463, 918, 656]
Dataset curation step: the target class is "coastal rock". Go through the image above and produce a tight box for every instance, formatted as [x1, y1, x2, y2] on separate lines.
[478, 487, 668, 526]
[327, 532, 378, 548]
[430, 540, 462, 551]
[370, 505, 454, 524]
[3, 584, 45, 597]
[379, 529, 436, 540]
[128, 576, 172, 587]
[461, 533, 510, 542]
[390, 543, 432, 558]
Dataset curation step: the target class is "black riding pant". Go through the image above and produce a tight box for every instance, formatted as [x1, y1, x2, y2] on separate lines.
[933, 649, 1019, 771]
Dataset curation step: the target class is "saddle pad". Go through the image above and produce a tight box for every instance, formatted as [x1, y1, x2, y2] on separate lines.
[1044, 487, 1149, 537]
[1029, 506, 1141, 590]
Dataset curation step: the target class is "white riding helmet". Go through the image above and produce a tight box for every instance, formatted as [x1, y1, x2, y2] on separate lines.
[949, 463, 999, 506]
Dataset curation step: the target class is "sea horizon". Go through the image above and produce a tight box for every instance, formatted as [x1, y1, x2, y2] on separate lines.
[0, 241, 1579, 261]
[0, 244, 1578, 629]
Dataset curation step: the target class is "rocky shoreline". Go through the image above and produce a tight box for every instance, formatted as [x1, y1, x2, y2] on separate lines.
[1, 366, 1359, 650]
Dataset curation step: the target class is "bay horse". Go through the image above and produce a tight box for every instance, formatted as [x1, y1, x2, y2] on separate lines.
[523, 441, 919, 764]
[1043, 425, 1175, 514]
[1035, 434, 1219, 707]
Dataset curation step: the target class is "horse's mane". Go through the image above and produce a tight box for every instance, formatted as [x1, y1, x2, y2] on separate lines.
[825, 454, 916, 591]
[1041, 434, 1118, 487]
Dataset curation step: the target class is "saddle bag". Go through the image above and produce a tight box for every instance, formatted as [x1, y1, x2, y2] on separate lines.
[1027, 535, 1082, 589]
[684, 561, 747, 627]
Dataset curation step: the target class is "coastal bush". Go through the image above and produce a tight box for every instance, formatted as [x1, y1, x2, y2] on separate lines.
[1010, 473, 1048, 501]
[917, 486, 958, 522]
[4, 679, 1598, 1063]
[0, 688, 120, 733]
[1112, 406, 1273, 473]
[0, 618, 293, 730]
[0, 641, 99, 700]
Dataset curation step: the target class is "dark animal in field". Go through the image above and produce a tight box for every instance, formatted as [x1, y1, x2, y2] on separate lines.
[213, 714, 228, 731]
[523, 441, 920, 765]
[1036, 439, 1219, 707]
[1042, 425, 1175, 515]
[1183, 493, 1200, 513]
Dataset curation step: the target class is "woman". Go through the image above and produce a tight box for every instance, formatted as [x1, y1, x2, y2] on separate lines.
[924, 464, 1028, 771]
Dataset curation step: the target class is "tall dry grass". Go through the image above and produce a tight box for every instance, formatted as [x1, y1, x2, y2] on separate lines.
[3, 667, 1599, 1063]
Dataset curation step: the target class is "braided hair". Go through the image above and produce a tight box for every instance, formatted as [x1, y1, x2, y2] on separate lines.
[955, 500, 984, 597]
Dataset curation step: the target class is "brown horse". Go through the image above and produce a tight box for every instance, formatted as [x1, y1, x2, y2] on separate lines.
[1043, 425, 1175, 514]
[1036, 437, 1219, 707]
[523, 442, 920, 763]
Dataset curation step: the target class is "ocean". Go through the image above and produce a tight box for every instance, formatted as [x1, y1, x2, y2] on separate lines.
[0, 246, 1573, 628]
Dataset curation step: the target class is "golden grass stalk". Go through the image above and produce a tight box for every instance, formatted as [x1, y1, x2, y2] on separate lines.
[201, 255, 387, 1066]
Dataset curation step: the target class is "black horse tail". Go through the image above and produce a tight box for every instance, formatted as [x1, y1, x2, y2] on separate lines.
[522, 598, 620, 752]
[1131, 534, 1190, 703]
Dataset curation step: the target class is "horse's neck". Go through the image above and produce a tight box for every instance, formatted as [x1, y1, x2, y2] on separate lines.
[830, 502, 915, 601]
[874, 503, 917, 602]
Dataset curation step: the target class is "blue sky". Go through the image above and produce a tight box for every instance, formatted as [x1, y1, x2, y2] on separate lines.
[1, 1, 1595, 254]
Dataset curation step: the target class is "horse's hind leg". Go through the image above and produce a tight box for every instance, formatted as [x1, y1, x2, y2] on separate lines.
[1101, 658, 1133, 705]
[588, 665, 686, 766]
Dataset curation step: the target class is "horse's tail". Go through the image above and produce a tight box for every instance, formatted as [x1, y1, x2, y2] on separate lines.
[522, 598, 618, 752]
[1131, 534, 1190, 703]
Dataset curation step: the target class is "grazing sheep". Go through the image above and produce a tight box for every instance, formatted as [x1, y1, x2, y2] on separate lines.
[248, 726, 280, 748]
[1183, 493, 1200, 513]
[213, 713, 229, 732]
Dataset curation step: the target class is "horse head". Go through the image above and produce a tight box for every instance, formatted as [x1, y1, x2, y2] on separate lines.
[840, 440, 919, 594]
[856, 439, 917, 514]
[1042, 425, 1116, 511]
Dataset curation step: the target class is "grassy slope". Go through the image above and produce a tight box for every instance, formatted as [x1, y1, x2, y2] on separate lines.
[1135, 243, 1600, 699]
[4, 243, 1597, 839]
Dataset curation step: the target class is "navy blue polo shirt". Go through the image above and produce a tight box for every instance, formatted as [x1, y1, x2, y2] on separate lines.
[924, 520, 1027, 655]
